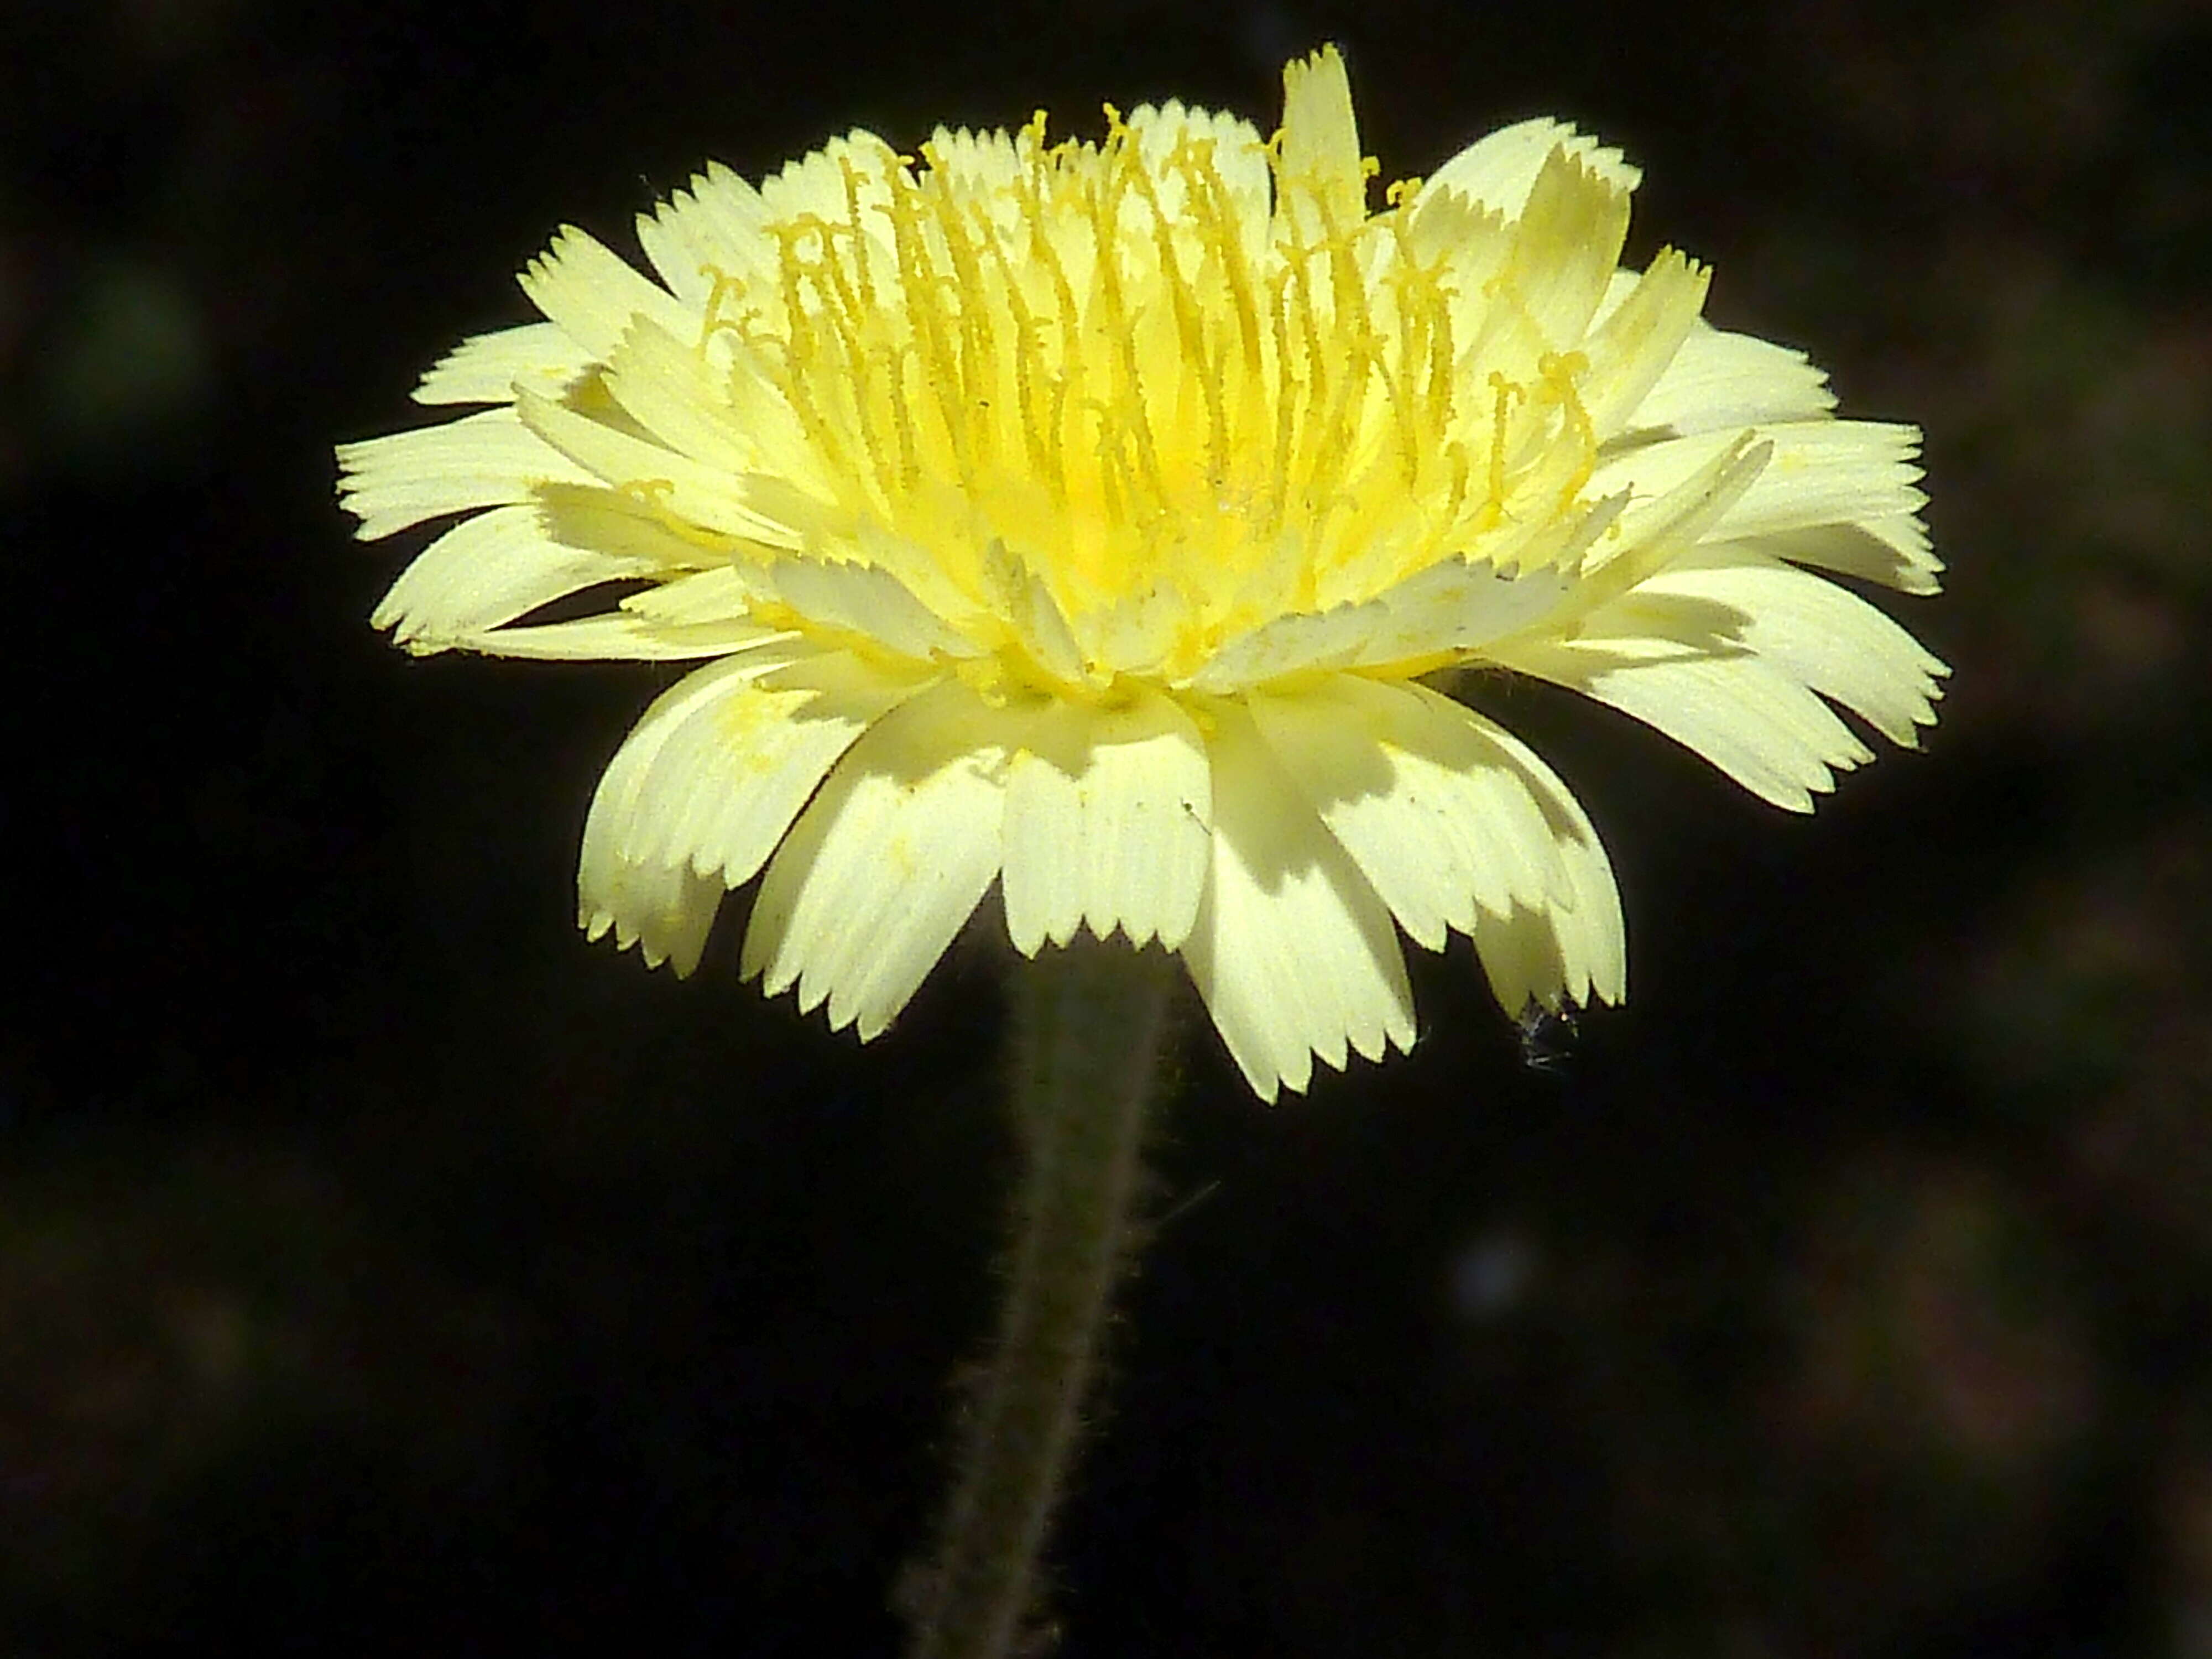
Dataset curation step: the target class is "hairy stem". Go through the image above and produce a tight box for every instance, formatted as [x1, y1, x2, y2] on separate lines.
[902, 937, 1178, 1659]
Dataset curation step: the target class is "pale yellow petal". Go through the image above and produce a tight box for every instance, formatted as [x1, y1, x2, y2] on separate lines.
[1118, 97, 1276, 320]
[1000, 688, 1212, 956]
[1188, 517, 1599, 692]
[1637, 547, 1949, 745]
[649, 648, 921, 883]
[1405, 187, 1514, 355]
[371, 502, 661, 653]
[579, 646, 915, 916]
[764, 554, 974, 660]
[336, 407, 594, 541]
[1494, 147, 1634, 357]
[1417, 116, 1641, 220]
[576, 650, 821, 972]
[1277, 45, 1366, 232]
[980, 542, 1088, 685]
[513, 387, 800, 550]
[596, 316, 839, 516]
[1556, 435, 1770, 616]
[924, 123, 1021, 192]
[1499, 620, 1876, 811]
[1734, 520, 1943, 596]
[634, 161, 775, 307]
[1451, 147, 1634, 415]
[1466, 771, 1626, 1017]
[742, 678, 1008, 1041]
[1550, 816, 1625, 1008]
[1624, 320, 1838, 436]
[1342, 555, 1586, 672]
[757, 132, 895, 227]
[1710, 422, 1938, 593]
[534, 481, 739, 568]
[1248, 678, 1570, 949]
[1187, 599, 1381, 691]
[1595, 421, 1926, 578]
[599, 316, 761, 476]
[1721, 420, 1926, 539]
[1182, 705, 1415, 1102]
[577, 842, 726, 976]
[1576, 249, 1711, 440]
[516, 225, 692, 361]
[411, 322, 593, 406]
[1128, 101, 1271, 212]
[619, 565, 761, 627]
[1602, 421, 1939, 591]
[445, 612, 779, 661]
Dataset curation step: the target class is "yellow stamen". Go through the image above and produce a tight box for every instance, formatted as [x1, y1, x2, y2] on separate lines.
[718, 97, 1547, 687]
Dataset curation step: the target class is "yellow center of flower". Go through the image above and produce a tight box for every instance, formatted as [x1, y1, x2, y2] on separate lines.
[692, 105, 1592, 685]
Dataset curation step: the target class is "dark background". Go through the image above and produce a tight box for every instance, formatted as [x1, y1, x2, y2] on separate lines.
[5, 0, 2209, 1653]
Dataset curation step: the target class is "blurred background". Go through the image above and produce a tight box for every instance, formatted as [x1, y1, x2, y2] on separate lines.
[3, 0, 2208, 1652]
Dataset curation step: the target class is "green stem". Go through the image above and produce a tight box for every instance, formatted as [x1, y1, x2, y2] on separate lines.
[902, 937, 1178, 1659]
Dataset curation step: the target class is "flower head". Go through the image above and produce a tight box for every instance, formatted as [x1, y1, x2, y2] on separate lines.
[338, 47, 1944, 1099]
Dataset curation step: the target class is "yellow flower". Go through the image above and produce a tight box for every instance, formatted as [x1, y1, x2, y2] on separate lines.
[337, 47, 1944, 1100]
